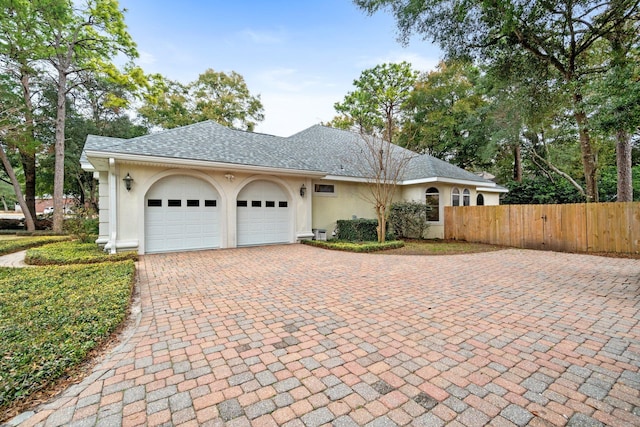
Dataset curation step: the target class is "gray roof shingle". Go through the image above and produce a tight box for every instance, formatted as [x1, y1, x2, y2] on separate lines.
[83, 120, 498, 187]
[84, 121, 319, 172]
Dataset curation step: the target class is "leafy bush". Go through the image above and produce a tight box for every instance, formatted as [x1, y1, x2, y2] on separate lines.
[63, 209, 99, 243]
[0, 235, 70, 256]
[502, 175, 586, 204]
[0, 261, 135, 412]
[335, 218, 394, 241]
[25, 241, 137, 265]
[389, 201, 431, 239]
[303, 239, 404, 252]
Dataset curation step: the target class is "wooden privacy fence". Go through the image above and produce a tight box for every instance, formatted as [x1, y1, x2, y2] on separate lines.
[444, 202, 640, 254]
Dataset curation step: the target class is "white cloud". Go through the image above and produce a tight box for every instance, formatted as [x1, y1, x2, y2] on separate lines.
[241, 28, 285, 44]
[137, 50, 156, 66]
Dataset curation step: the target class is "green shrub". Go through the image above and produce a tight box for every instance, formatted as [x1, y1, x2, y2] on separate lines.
[63, 209, 99, 243]
[303, 239, 404, 252]
[0, 261, 135, 411]
[0, 235, 70, 256]
[25, 241, 137, 265]
[335, 218, 394, 241]
[389, 201, 431, 239]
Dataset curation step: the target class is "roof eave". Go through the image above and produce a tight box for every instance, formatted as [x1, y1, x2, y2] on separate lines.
[83, 151, 327, 177]
[476, 186, 509, 193]
[401, 176, 495, 187]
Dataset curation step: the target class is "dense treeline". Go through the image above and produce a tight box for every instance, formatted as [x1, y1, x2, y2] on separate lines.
[0, 0, 637, 232]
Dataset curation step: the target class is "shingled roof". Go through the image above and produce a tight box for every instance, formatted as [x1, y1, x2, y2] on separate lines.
[83, 120, 499, 187]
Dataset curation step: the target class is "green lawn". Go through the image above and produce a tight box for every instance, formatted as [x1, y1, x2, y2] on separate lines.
[382, 239, 504, 255]
[304, 238, 503, 255]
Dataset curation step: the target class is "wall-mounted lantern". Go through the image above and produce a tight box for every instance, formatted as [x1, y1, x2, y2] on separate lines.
[123, 173, 134, 191]
[300, 184, 307, 197]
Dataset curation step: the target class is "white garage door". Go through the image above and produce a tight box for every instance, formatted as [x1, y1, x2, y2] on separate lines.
[237, 181, 290, 246]
[145, 176, 220, 253]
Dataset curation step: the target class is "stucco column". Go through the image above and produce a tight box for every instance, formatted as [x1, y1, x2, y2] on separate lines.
[108, 158, 117, 254]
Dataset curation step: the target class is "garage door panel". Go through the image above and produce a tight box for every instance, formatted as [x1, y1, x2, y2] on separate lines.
[145, 176, 220, 253]
[237, 181, 290, 246]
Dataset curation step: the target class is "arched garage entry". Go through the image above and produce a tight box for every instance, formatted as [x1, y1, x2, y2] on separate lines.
[237, 180, 291, 246]
[145, 175, 221, 253]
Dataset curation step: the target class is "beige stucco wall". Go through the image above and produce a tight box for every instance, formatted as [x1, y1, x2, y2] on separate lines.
[309, 179, 503, 240]
[311, 179, 404, 236]
[97, 159, 505, 251]
[100, 161, 314, 253]
[400, 183, 502, 239]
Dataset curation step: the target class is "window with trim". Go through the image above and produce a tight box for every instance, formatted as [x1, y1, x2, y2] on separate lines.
[463, 189, 470, 206]
[425, 187, 440, 222]
[314, 184, 335, 194]
[477, 194, 484, 206]
[452, 188, 460, 206]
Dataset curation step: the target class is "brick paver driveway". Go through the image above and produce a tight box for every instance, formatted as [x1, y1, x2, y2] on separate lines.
[16, 246, 640, 427]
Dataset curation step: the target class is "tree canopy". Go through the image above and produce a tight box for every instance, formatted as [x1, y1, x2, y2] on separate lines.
[139, 69, 265, 131]
[355, 0, 640, 202]
[334, 61, 418, 142]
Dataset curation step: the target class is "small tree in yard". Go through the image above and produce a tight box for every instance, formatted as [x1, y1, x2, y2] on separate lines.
[351, 132, 414, 243]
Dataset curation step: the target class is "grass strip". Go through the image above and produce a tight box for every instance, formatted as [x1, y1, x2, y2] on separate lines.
[25, 241, 137, 265]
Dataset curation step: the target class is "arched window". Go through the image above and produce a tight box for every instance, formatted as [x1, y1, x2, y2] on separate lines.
[477, 194, 485, 206]
[451, 188, 460, 206]
[425, 187, 440, 221]
[463, 189, 471, 206]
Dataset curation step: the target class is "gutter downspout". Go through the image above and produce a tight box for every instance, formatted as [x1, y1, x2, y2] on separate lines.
[108, 158, 117, 254]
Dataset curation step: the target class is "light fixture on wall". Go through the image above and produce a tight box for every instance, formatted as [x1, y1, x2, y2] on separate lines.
[123, 173, 134, 191]
[300, 184, 306, 197]
[224, 173, 235, 182]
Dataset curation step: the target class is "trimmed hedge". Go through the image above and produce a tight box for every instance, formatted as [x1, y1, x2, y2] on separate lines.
[303, 239, 404, 252]
[389, 201, 431, 239]
[25, 241, 138, 265]
[0, 261, 135, 412]
[335, 218, 394, 241]
[0, 235, 70, 256]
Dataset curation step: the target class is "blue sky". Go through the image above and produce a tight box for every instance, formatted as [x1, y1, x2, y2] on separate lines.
[119, 0, 442, 136]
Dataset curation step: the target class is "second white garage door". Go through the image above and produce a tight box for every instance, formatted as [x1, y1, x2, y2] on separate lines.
[145, 175, 220, 253]
[237, 181, 290, 246]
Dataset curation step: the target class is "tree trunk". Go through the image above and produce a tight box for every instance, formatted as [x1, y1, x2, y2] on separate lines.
[377, 205, 386, 243]
[513, 143, 522, 182]
[19, 71, 38, 219]
[53, 68, 67, 233]
[19, 150, 37, 218]
[573, 104, 599, 202]
[616, 129, 633, 202]
[0, 144, 35, 231]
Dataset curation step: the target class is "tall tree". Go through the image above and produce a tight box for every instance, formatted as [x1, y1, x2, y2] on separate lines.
[0, 0, 48, 221]
[0, 78, 36, 230]
[5, 0, 140, 232]
[334, 61, 418, 142]
[139, 69, 265, 131]
[399, 60, 489, 169]
[355, 0, 640, 202]
[589, 17, 640, 201]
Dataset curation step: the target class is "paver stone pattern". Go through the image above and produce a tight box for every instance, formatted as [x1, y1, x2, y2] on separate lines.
[12, 246, 640, 426]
